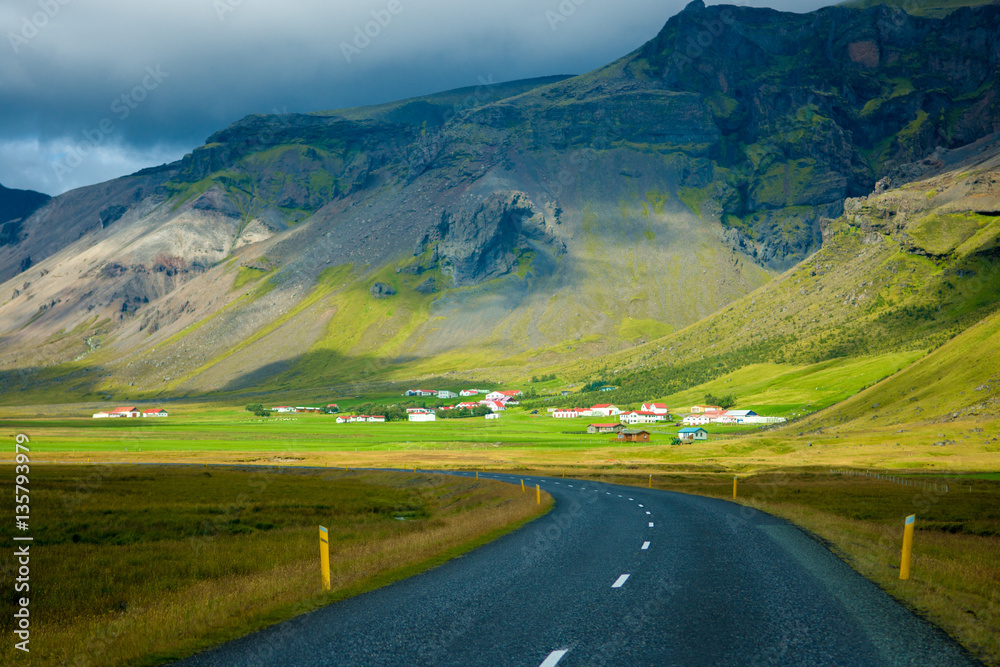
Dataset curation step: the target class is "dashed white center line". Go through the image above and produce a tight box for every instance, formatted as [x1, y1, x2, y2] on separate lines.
[649, 522, 654, 527]
[646, 511, 651, 515]
[642, 541, 650, 550]
[638, 504, 644, 507]
[612, 574, 630, 588]
[617, 495, 623, 498]
[628, 498, 634, 501]
[539, 649, 569, 667]
[568, 484, 573, 487]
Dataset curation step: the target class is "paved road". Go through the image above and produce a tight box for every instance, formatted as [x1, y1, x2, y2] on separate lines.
[177, 472, 978, 666]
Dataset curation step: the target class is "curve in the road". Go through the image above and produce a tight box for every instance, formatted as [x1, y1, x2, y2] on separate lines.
[175, 472, 978, 666]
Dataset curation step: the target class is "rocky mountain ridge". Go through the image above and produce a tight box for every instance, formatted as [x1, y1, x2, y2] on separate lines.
[1, 1, 999, 400]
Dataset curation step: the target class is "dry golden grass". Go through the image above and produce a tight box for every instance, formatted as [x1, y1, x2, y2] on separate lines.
[0, 466, 550, 667]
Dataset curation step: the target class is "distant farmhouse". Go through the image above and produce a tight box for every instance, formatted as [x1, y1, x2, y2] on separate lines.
[587, 423, 624, 434]
[408, 413, 436, 422]
[93, 406, 144, 418]
[404, 389, 437, 397]
[678, 427, 708, 442]
[615, 429, 651, 443]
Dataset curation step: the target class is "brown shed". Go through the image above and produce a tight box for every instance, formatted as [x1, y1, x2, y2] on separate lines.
[614, 429, 651, 443]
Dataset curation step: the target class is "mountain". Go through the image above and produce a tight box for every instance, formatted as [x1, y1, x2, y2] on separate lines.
[1, 1, 999, 402]
[556, 131, 1000, 420]
[0, 183, 50, 273]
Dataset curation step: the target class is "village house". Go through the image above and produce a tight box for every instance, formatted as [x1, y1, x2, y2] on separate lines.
[590, 404, 621, 417]
[335, 415, 351, 424]
[587, 423, 624, 434]
[404, 389, 437, 397]
[408, 412, 436, 422]
[716, 409, 759, 424]
[598, 386, 618, 392]
[682, 413, 713, 426]
[94, 406, 142, 419]
[678, 427, 708, 442]
[641, 402, 669, 415]
[457, 402, 481, 410]
[272, 406, 296, 414]
[690, 404, 723, 414]
[485, 390, 523, 401]
[459, 389, 481, 396]
[368, 415, 386, 422]
[142, 409, 168, 417]
[615, 429, 651, 443]
[437, 390, 458, 399]
[483, 400, 506, 412]
[553, 407, 589, 418]
[485, 413, 500, 420]
[326, 404, 339, 410]
[619, 411, 664, 425]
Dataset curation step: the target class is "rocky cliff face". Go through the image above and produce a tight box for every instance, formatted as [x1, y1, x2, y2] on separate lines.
[1, 2, 998, 398]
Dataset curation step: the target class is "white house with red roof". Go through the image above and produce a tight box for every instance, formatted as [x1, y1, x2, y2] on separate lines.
[483, 400, 506, 412]
[143, 409, 168, 417]
[457, 402, 481, 410]
[485, 390, 522, 401]
[105, 406, 141, 418]
[553, 407, 590, 418]
[459, 389, 481, 396]
[272, 406, 296, 414]
[641, 402, 669, 415]
[408, 412, 436, 422]
[590, 404, 621, 417]
[406, 407, 433, 414]
[690, 404, 723, 414]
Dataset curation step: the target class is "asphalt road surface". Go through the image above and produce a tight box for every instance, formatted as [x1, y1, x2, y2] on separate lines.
[176, 472, 978, 666]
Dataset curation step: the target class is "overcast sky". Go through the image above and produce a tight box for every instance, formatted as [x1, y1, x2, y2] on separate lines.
[0, 0, 832, 195]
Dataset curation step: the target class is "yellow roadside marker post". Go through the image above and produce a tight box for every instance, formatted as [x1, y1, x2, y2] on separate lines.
[900, 515, 916, 580]
[648, 475, 652, 488]
[476, 471, 479, 480]
[319, 526, 330, 591]
[562, 471, 565, 478]
[536, 484, 541, 505]
[521, 479, 525, 493]
[733, 476, 738, 499]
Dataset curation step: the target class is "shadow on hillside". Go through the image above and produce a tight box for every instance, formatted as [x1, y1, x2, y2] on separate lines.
[216, 348, 406, 397]
[0, 364, 109, 405]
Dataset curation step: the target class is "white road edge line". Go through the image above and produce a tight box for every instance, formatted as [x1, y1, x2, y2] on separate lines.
[612, 574, 630, 588]
[642, 541, 650, 550]
[539, 649, 569, 667]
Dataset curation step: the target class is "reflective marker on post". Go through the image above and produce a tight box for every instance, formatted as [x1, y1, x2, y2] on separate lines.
[536, 484, 541, 505]
[319, 526, 330, 591]
[648, 474, 652, 488]
[900, 514, 916, 580]
[733, 476, 738, 499]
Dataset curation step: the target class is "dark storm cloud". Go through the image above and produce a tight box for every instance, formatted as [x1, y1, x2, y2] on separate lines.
[0, 0, 832, 195]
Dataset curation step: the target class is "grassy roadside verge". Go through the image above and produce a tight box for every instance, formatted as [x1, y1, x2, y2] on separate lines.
[522, 467, 999, 666]
[0, 465, 552, 666]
